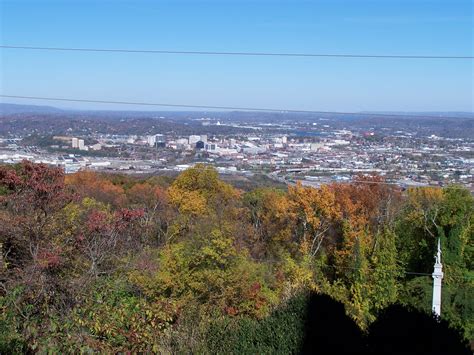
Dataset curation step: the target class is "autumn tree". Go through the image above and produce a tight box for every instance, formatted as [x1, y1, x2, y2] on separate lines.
[167, 164, 240, 240]
[65, 170, 126, 207]
[0, 161, 72, 270]
[397, 185, 474, 339]
[65, 198, 145, 277]
[287, 183, 340, 258]
[0, 162, 77, 350]
[128, 227, 279, 319]
[242, 188, 294, 258]
[126, 182, 172, 244]
[314, 178, 402, 328]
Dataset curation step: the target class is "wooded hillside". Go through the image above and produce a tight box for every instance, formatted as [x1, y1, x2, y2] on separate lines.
[0, 162, 472, 352]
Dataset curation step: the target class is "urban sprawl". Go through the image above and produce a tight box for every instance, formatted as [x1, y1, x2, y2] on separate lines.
[0, 110, 473, 191]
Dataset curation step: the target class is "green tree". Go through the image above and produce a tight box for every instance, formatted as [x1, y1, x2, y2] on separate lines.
[397, 186, 474, 340]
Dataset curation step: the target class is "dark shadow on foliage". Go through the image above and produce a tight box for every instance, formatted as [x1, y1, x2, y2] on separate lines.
[300, 293, 470, 355]
[366, 304, 470, 355]
[300, 293, 365, 355]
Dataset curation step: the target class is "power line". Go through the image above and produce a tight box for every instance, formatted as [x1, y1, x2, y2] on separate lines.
[1, 95, 471, 120]
[338, 180, 469, 189]
[1, 45, 473, 59]
[263, 260, 473, 280]
[286, 178, 469, 189]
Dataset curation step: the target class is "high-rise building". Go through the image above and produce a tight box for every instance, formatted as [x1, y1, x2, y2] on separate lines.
[147, 135, 156, 147]
[78, 139, 85, 150]
[71, 137, 79, 148]
[189, 135, 201, 145]
[148, 134, 165, 147]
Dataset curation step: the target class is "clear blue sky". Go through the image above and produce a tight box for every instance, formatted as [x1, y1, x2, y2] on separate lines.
[1, 0, 473, 112]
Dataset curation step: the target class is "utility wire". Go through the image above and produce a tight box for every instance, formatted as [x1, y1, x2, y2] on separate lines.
[329, 180, 469, 189]
[263, 260, 473, 280]
[1, 45, 473, 59]
[1, 95, 471, 120]
[346, 182, 468, 190]
[285, 179, 469, 190]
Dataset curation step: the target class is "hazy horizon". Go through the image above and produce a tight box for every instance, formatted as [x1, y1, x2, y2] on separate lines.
[2, 101, 474, 116]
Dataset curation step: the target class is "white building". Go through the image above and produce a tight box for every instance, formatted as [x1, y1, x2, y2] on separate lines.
[176, 138, 189, 145]
[242, 145, 266, 155]
[147, 135, 156, 147]
[205, 143, 218, 151]
[310, 143, 325, 151]
[78, 139, 86, 150]
[189, 135, 201, 145]
[71, 137, 79, 149]
[90, 143, 102, 151]
[147, 134, 165, 147]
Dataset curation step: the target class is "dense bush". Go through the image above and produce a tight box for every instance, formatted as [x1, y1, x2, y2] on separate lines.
[205, 292, 308, 354]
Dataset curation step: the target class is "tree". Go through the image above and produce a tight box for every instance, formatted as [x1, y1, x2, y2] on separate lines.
[0, 161, 71, 270]
[288, 183, 340, 257]
[68, 198, 145, 277]
[129, 227, 279, 319]
[314, 178, 401, 328]
[397, 185, 474, 340]
[167, 164, 240, 240]
[65, 170, 126, 207]
[126, 183, 172, 244]
[242, 188, 294, 258]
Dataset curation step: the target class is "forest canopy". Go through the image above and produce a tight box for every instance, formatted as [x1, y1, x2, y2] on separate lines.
[0, 161, 472, 353]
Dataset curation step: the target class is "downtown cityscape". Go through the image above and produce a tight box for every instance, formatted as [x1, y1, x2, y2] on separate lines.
[1, 105, 473, 192]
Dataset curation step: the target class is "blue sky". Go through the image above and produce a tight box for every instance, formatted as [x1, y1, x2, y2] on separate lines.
[1, 0, 472, 112]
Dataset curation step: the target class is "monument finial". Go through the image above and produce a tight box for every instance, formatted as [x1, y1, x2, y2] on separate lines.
[435, 238, 441, 264]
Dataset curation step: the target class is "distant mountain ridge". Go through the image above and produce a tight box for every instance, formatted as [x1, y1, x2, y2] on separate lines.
[0, 102, 473, 118]
[361, 111, 474, 118]
[0, 103, 64, 114]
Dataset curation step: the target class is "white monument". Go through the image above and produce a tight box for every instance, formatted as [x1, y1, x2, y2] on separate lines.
[432, 238, 443, 317]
